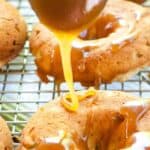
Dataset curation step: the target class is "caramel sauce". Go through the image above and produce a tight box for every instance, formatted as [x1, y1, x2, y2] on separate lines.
[29, 0, 106, 111]
[80, 14, 120, 40]
[120, 101, 150, 149]
[108, 100, 150, 150]
[111, 39, 133, 53]
[128, 0, 145, 4]
[37, 143, 65, 150]
[29, 0, 107, 31]
[121, 101, 147, 137]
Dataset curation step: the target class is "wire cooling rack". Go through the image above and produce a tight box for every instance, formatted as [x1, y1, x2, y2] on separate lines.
[0, 0, 150, 149]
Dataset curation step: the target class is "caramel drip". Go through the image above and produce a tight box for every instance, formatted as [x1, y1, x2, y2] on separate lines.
[128, 0, 145, 4]
[80, 14, 120, 40]
[121, 101, 147, 137]
[111, 39, 132, 53]
[120, 100, 150, 149]
[108, 100, 150, 150]
[55, 32, 78, 111]
[37, 143, 65, 150]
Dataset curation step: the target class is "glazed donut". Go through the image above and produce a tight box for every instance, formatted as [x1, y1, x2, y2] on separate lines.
[18, 90, 150, 150]
[0, 0, 27, 68]
[30, 0, 150, 86]
[0, 116, 12, 150]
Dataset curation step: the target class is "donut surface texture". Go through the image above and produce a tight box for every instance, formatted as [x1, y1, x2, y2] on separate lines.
[30, 0, 150, 86]
[19, 90, 150, 150]
[0, 116, 12, 150]
[0, 0, 27, 67]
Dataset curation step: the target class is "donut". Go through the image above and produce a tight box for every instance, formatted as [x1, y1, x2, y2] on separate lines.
[0, 116, 12, 150]
[29, 0, 150, 86]
[18, 90, 150, 150]
[0, 0, 27, 68]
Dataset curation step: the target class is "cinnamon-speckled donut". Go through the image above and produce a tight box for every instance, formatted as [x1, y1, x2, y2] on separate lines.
[29, 0, 150, 86]
[19, 90, 150, 150]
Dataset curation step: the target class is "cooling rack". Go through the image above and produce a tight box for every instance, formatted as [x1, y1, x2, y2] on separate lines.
[0, 0, 150, 149]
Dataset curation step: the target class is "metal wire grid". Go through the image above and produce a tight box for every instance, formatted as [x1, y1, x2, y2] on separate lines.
[0, 0, 149, 149]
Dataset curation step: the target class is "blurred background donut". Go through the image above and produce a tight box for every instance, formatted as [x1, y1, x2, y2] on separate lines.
[0, 0, 27, 68]
[0, 116, 12, 150]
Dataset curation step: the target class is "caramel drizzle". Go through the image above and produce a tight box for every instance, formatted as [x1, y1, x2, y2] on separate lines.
[121, 100, 150, 149]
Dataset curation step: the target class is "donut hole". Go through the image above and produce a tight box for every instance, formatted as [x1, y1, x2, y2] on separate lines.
[79, 14, 120, 40]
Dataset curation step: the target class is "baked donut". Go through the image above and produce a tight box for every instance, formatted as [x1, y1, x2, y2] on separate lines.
[30, 0, 150, 86]
[0, 116, 12, 150]
[18, 90, 150, 150]
[0, 0, 27, 68]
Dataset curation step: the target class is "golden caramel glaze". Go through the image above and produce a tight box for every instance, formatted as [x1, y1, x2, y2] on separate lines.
[0, 117, 12, 150]
[18, 91, 150, 150]
[30, 0, 150, 86]
[0, 0, 27, 68]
